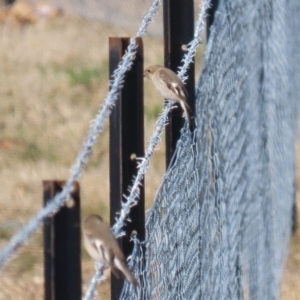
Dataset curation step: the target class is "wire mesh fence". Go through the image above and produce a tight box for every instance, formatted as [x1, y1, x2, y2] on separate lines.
[120, 0, 300, 299]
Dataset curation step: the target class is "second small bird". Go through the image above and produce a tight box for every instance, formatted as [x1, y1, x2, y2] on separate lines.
[83, 214, 138, 287]
[144, 65, 194, 131]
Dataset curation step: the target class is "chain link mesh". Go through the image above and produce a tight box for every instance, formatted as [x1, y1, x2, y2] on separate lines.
[121, 0, 300, 298]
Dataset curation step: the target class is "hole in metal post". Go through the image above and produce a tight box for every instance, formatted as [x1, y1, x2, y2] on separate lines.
[181, 44, 188, 51]
[130, 153, 137, 160]
[131, 230, 138, 238]
[66, 198, 75, 208]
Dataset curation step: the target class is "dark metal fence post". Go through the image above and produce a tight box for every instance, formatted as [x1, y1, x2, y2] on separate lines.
[109, 37, 145, 300]
[163, 0, 195, 168]
[43, 180, 81, 300]
[3, 0, 15, 5]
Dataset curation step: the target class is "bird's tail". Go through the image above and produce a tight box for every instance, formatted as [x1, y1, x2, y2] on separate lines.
[114, 257, 138, 287]
[181, 100, 195, 132]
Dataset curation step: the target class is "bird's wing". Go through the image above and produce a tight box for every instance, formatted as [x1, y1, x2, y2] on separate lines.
[93, 239, 123, 279]
[158, 69, 189, 102]
[85, 232, 107, 260]
[99, 244, 124, 279]
[94, 240, 107, 260]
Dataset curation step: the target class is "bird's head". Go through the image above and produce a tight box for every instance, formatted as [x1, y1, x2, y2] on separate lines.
[83, 214, 103, 231]
[144, 65, 162, 78]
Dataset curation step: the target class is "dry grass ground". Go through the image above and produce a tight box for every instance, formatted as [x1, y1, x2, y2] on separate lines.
[0, 12, 298, 300]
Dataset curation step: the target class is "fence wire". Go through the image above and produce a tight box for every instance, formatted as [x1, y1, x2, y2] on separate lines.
[120, 0, 300, 299]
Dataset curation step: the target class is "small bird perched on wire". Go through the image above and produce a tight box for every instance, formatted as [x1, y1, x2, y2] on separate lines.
[144, 65, 194, 131]
[82, 214, 138, 287]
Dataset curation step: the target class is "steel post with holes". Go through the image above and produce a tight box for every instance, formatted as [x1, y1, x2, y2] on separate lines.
[43, 180, 81, 300]
[163, 0, 195, 168]
[109, 37, 145, 300]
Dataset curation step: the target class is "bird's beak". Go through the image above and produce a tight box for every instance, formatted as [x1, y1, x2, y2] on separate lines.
[143, 71, 148, 78]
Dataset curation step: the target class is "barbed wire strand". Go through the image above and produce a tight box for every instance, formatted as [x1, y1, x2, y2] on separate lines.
[82, 1, 211, 298]
[83, 262, 106, 300]
[0, 0, 161, 270]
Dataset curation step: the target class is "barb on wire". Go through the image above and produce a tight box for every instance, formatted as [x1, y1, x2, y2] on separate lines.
[0, 0, 162, 270]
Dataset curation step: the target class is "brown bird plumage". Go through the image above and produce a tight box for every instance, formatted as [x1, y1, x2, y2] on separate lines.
[144, 65, 194, 131]
[83, 214, 138, 287]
